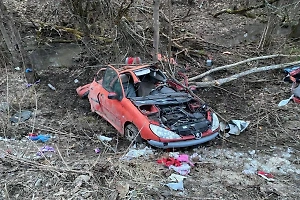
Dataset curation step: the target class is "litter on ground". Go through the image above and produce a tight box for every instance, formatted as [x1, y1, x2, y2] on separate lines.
[166, 181, 184, 191]
[168, 174, 187, 182]
[10, 110, 32, 123]
[120, 146, 154, 160]
[169, 163, 191, 175]
[257, 170, 275, 182]
[97, 135, 113, 142]
[220, 120, 250, 136]
[29, 134, 51, 143]
[158, 153, 194, 175]
[37, 146, 55, 156]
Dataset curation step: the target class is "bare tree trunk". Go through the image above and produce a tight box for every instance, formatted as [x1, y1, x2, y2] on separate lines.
[0, 1, 32, 69]
[153, 0, 160, 62]
[168, 0, 172, 58]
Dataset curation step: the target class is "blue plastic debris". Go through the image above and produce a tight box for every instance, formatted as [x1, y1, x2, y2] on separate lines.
[25, 68, 33, 73]
[29, 135, 51, 143]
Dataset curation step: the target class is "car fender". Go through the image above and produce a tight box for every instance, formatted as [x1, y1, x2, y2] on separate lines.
[76, 83, 91, 98]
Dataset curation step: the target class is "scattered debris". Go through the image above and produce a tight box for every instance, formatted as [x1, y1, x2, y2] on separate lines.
[278, 94, 294, 107]
[48, 83, 56, 91]
[97, 135, 113, 142]
[74, 79, 79, 83]
[168, 174, 187, 182]
[14, 67, 21, 71]
[166, 181, 184, 191]
[222, 51, 233, 55]
[94, 148, 100, 153]
[37, 146, 55, 156]
[257, 170, 275, 182]
[25, 68, 40, 85]
[26, 79, 40, 88]
[220, 120, 250, 136]
[29, 134, 51, 142]
[169, 163, 191, 175]
[206, 59, 213, 67]
[157, 157, 182, 167]
[158, 153, 194, 175]
[0, 102, 9, 112]
[165, 168, 187, 191]
[10, 110, 32, 123]
[73, 175, 91, 187]
[120, 146, 154, 160]
[177, 154, 194, 166]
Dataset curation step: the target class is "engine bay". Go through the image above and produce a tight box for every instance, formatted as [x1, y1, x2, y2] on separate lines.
[159, 104, 211, 137]
[142, 102, 211, 138]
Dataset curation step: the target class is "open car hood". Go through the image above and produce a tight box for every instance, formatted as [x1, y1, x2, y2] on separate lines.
[130, 92, 192, 106]
[131, 92, 213, 138]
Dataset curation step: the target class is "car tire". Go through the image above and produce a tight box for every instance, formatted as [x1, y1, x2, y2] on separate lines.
[125, 124, 143, 143]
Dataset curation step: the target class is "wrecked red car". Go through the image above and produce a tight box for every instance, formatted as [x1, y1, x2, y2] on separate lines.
[76, 64, 219, 148]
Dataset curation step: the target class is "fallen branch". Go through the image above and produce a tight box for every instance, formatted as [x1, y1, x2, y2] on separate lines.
[188, 54, 300, 81]
[191, 60, 300, 88]
[31, 20, 112, 43]
[213, 0, 280, 18]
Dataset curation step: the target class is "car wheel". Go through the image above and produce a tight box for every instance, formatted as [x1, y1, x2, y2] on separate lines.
[125, 124, 142, 143]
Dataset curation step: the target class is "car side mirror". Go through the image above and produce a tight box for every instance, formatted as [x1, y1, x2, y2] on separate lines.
[108, 92, 119, 100]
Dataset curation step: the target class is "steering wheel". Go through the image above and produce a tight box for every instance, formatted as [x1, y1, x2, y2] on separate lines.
[154, 83, 167, 91]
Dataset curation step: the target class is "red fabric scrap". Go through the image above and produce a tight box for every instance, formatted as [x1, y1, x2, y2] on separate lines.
[157, 157, 181, 167]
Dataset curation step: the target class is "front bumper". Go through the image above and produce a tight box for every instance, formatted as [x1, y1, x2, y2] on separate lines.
[147, 132, 219, 149]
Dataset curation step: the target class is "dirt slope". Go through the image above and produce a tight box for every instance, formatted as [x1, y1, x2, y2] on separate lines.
[1, 0, 300, 199]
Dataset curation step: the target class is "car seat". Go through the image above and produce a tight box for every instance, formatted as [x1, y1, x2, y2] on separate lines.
[120, 74, 137, 98]
[137, 82, 156, 97]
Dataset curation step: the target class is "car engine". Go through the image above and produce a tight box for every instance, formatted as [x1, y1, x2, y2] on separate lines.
[158, 104, 211, 137]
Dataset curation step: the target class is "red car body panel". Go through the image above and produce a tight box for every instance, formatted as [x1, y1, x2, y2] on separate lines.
[77, 64, 219, 148]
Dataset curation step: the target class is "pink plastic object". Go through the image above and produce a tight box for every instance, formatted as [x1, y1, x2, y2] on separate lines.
[94, 148, 100, 153]
[177, 154, 194, 166]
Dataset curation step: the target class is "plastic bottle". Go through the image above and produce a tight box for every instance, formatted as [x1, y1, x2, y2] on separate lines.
[47, 84, 56, 91]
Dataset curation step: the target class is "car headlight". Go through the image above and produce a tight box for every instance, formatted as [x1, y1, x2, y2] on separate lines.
[149, 124, 181, 139]
[211, 113, 219, 132]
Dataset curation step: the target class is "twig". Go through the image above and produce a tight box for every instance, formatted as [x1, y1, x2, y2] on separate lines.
[24, 123, 80, 138]
[4, 183, 10, 200]
[274, 114, 299, 143]
[3, 152, 91, 175]
[55, 144, 71, 170]
[213, 85, 244, 99]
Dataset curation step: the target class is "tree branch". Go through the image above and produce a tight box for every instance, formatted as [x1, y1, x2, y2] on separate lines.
[191, 60, 300, 88]
[188, 54, 300, 81]
[213, 0, 280, 18]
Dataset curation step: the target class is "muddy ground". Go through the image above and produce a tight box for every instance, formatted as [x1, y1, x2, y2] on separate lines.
[1, 0, 300, 199]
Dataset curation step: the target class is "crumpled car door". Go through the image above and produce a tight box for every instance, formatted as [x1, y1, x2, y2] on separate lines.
[99, 66, 125, 132]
